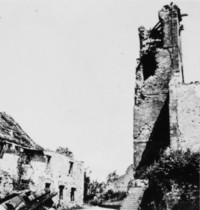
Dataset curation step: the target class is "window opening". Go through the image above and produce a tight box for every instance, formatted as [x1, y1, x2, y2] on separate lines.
[142, 51, 157, 80]
[59, 185, 64, 200]
[0, 144, 6, 158]
[68, 161, 74, 175]
[45, 183, 51, 191]
[46, 155, 51, 169]
[70, 188, 76, 201]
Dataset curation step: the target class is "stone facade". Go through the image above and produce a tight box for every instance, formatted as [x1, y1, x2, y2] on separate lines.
[23, 151, 84, 208]
[0, 112, 84, 209]
[169, 82, 200, 151]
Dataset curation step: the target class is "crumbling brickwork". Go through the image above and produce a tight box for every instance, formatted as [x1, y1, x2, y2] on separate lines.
[133, 3, 198, 172]
[132, 4, 200, 209]
[23, 151, 84, 208]
[0, 112, 84, 209]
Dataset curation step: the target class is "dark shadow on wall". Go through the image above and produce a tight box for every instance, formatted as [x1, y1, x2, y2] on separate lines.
[135, 95, 170, 178]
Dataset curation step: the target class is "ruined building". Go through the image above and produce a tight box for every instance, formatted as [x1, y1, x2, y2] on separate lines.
[105, 165, 134, 193]
[133, 3, 200, 171]
[120, 4, 200, 210]
[0, 112, 84, 209]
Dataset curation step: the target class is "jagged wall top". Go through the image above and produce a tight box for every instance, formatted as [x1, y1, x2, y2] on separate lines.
[137, 3, 185, 88]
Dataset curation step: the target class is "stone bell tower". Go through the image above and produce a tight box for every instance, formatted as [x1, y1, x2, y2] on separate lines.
[133, 4, 184, 172]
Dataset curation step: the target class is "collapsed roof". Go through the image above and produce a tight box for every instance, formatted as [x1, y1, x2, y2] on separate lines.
[0, 112, 43, 151]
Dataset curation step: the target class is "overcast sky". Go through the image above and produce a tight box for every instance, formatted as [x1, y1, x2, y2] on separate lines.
[0, 0, 199, 181]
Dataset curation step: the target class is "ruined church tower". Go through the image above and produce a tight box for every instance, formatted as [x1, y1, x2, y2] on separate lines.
[133, 4, 184, 171]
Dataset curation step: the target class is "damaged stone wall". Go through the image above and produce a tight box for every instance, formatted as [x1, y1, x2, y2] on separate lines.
[0, 113, 84, 209]
[106, 165, 134, 192]
[0, 144, 84, 209]
[0, 171, 13, 198]
[169, 82, 200, 151]
[0, 145, 19, 181]
[22, 151, 84, 208]
[133, 4, 184, 171]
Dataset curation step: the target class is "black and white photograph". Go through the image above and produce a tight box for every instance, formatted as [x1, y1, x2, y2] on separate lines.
[0, 0, 199, 209]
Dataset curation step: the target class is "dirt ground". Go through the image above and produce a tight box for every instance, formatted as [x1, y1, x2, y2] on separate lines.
[76, 205, 116, 210]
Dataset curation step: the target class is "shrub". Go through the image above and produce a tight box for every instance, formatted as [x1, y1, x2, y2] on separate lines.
[140, 149, 200, 210]
[56, 147, 73, 158]
[106, 171, 119, 184]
